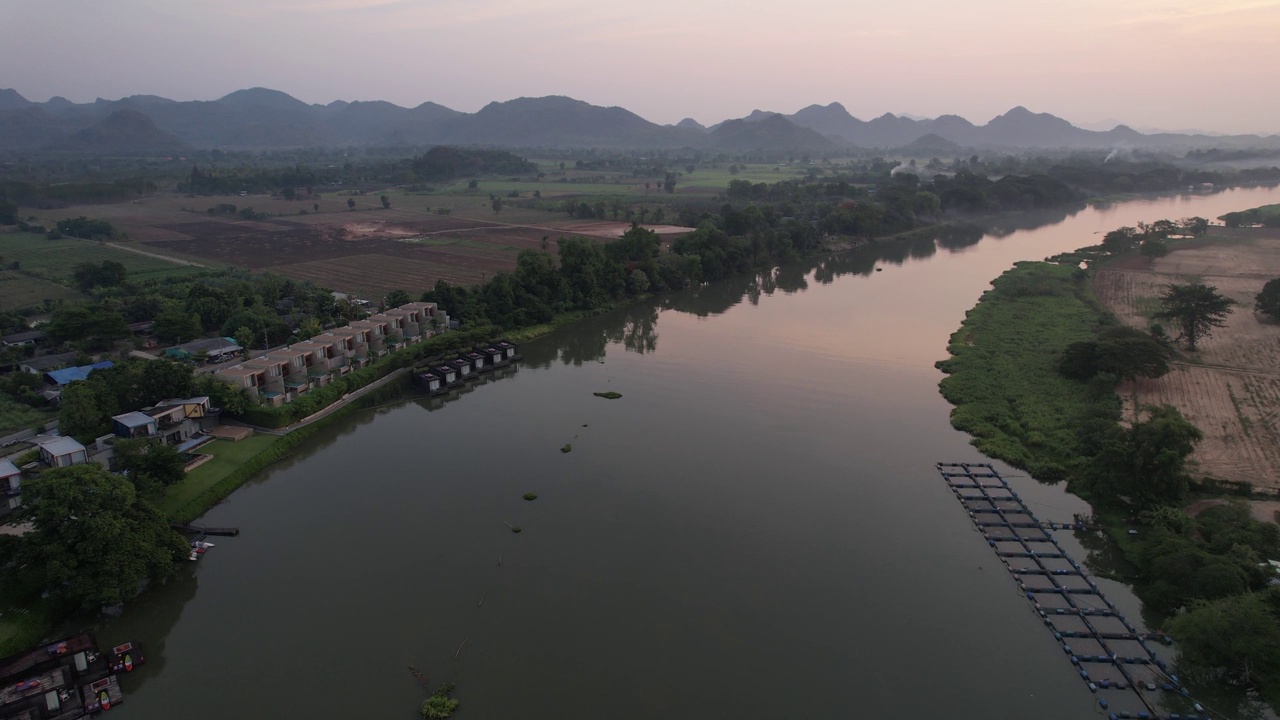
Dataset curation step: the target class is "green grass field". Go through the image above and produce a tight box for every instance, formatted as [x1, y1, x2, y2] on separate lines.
[0, 270, 83, 312]
[936, 261, 1115, 480]
[157, 435, 279, 518]
[0, 395, 56, 437]
[0, 232, 205, 284]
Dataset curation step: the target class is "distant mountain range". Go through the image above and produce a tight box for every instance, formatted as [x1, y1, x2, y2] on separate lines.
[1, 87, 1277, 155]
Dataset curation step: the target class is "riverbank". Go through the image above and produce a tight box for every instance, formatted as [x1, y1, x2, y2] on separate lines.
[937, 254, 1280, 706]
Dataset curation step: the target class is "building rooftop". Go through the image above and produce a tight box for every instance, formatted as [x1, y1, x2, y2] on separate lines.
[111, 411, 155, 429]
[0, 458, 18, 478]
[45, 361, 114, 386]
[37, 436, 86, 457]
[21, 352, 79, 372]
[1, 330, 45, 344]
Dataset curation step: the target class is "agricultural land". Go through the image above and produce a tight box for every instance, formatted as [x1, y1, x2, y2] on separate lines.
[16, 164, 796, 299]
[1093, 227, 1280, 490]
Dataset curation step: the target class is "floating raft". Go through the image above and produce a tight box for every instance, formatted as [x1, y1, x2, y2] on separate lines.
[937, 462, 1210, 720]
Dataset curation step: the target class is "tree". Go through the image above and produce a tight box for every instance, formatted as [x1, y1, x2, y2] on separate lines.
[1093, 327, 1172, 381]
[1256, 278, 1280, 321]
[1169, 589, 1280, 687]
[347, 198, 356, 210]
[1094, 405, 1203, 510]
[0, 197, 17, 224]
[1155, 283, 1236, 350]
[313, 203, 320, 213]
[381, 194, 390, 209]
[385, 289, 411, 308]
[1181, 216, 1210, 237]
[233, 326, 255, 354]
[17, 464, 188, 610]
[47, 304, 130, 351]
[154, 305, 203, 344]
[491, 196, 503, 214]
[58, 382, 105, 439]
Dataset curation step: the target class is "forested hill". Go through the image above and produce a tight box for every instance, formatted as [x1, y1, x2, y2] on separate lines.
[2, 87, 1279, 153]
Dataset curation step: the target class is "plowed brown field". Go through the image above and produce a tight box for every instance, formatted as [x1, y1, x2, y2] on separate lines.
[1094, 228, 1280, 489]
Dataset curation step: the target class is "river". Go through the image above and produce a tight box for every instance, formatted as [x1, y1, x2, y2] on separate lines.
[106, 187, 1280, 719]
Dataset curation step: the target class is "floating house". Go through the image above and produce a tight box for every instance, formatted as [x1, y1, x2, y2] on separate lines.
[416, 371, 444, 395]
[0, 632, 141, 719]
[434, 365, 459, 387]
[447, 357, 474, 381]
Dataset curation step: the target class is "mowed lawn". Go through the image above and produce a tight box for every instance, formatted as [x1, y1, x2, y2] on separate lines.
[157, 435, 278, 519]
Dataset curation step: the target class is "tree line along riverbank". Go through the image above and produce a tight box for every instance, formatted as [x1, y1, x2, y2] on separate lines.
[936, 221, 1280, 705]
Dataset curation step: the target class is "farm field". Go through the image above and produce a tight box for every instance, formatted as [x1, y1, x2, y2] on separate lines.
[20, 166, 717, 297]
[1094, 227, 1280, 489]
[0, 231, 208, 312]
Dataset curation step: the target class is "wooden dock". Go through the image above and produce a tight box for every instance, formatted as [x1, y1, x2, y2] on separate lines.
[938, 462, 1210, 720]
[170, 523, 240, 536]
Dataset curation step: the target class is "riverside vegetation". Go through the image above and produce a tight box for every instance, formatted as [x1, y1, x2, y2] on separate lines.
[937, 218, 1280, 702]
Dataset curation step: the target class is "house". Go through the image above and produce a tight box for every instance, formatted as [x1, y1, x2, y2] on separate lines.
[44, 361, 114, 387]
[38, 436, 88, 468]
[288, 341, 341, 382]
[447, 357, 474, 381]
[481, 346, 506, 367]
[144, 397, 213, 444]
[0, 458, 20, 515]
[111, 411, 159, 439]
[349, 319, 388, 356]
[322, 327, 372, 368]
[434, 365, 459, 386]
[19, 351, 79, 375]
[463, 351, 488, 373]
[164, 337, 243, 362]
[1, 330, 45, 347]
[416, 370, 444, 394]
[262, 347, 315, 397]
[213, 364, 285, 406]
[495, 340, 519, 361]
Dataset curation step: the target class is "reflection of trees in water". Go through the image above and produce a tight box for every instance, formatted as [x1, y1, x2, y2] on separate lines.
[980, 204, 1083, 239]
[608, 305, 659, 355]
[104, 562, 200, 691]
[520, 208, 1093, 367]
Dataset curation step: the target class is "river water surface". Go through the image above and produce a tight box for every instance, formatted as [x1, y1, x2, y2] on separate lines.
[107, 187, 1280, 719]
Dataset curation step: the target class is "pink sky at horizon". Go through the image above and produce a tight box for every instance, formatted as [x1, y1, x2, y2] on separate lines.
[2, 0, 1278, 134]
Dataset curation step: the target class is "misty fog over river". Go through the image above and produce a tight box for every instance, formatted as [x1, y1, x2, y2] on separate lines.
[105, 186, 1280, 719]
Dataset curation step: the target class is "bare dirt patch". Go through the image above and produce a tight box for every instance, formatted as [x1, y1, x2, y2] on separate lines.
[1098, 228, 1280, 490]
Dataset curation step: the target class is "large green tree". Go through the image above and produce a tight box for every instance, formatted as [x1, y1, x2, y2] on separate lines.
[18, 465, 188, 609]
[1256, 278, 1280, 321]
[1169, 588, 1280, 688]
[154, 305, 203, 344]
[1155, 283, 1236, 351]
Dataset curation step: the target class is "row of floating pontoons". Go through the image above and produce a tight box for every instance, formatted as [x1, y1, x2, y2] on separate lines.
[413, 340, 521, 394]
[937, 462, 1211, 720]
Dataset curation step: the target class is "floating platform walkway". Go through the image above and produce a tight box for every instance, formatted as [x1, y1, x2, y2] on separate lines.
[937, 462, 1209, 720]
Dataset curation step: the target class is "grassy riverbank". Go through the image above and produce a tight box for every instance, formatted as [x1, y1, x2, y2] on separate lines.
[938, 255, 1280, 705]
[936, 261, 1116, 480]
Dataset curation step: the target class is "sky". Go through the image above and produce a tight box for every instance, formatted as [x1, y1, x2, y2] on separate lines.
[2, 0, 1279, 134]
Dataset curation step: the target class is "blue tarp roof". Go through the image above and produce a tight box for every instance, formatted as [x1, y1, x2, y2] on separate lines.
[45, 361, 114, 386]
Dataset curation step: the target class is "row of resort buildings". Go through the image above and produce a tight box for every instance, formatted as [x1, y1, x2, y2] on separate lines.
[213, 301, 446, 405]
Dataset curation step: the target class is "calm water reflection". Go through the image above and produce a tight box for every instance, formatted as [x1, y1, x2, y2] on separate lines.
[107, 187, 1280, 719]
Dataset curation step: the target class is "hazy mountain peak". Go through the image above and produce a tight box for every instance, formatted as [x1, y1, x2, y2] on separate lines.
[0, 88, 31, 109]
[675, 117, 706, 131]
[218, 87, 308, 109]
